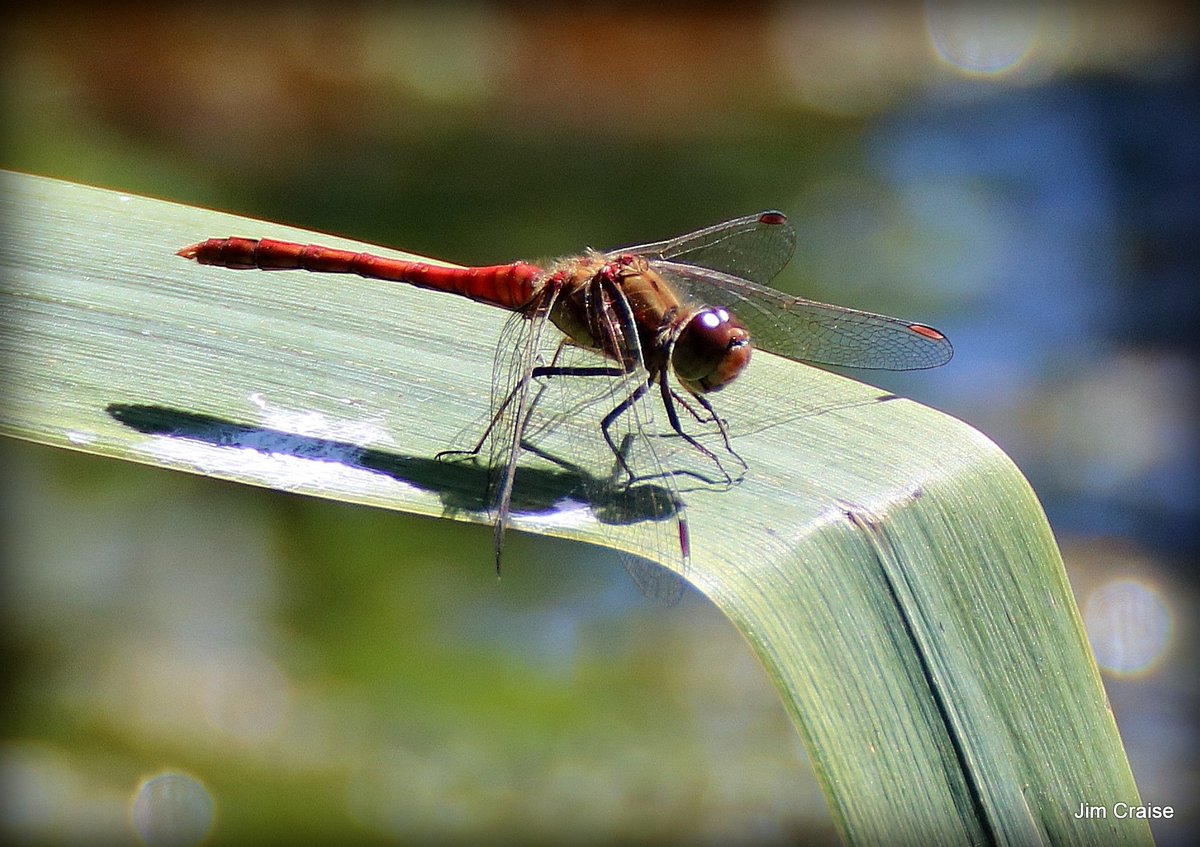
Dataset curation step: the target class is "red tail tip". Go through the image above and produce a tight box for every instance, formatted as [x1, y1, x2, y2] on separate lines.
[177, 243, 202, 260]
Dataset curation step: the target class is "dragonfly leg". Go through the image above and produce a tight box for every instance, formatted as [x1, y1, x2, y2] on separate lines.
[520, 337, 577, 431]
[670, 388, 747, 474]
[588, 374, 738, 488]
[599, 379, 653, 483]
[434, 371, 532, 461]
[434, 343, 608, 463]
[526, 360, 649, 483]
[532, 365, 627, 379]
[525, 361, 629, 454]
[656, 377, 737, 485]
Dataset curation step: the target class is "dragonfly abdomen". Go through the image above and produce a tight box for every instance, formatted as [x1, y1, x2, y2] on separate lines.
[178, 237, 542, 311]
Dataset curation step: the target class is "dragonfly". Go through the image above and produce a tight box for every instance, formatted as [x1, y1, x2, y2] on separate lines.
[179, 211, 952, 600]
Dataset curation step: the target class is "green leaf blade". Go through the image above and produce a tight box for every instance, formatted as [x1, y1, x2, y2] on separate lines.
[1, 171, 1149, 844]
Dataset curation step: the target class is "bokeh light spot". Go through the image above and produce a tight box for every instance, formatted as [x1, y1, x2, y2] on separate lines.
[1083, 578, 1173, 677]
[926, 2, 1046, 76]
[130, 772, 214, 847]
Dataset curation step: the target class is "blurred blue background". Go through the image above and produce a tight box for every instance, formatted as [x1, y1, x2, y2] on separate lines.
[3, 4, 1196, 845]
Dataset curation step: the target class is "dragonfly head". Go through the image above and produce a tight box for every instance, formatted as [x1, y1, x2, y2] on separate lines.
[672, 308, 751, 394]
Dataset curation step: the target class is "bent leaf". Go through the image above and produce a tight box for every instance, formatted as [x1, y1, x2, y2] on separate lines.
[0, 171, 1148, 844]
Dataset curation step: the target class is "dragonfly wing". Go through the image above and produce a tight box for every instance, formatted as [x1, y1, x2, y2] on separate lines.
[503, 288, 694, 603]
[611, 211, 797, 286]
[622, 555, 685, 606]
[653, 261, 953, 371]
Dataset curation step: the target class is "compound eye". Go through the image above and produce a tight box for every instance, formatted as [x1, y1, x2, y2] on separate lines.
[672, 309, 751, 393]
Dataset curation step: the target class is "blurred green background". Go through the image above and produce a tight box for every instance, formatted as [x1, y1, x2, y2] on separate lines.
[3, 4, 1197, 845]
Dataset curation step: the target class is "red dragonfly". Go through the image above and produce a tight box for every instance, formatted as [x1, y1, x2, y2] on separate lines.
[179, 211, 951, 600]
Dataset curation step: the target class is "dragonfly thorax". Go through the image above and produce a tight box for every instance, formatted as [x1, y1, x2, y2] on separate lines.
[670, 307, 751, 394]
[545, 253, 682, 368]
[543, 253, 752, 395]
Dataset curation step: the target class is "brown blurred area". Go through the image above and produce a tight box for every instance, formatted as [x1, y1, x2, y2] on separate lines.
[8, 3, 1195, 154]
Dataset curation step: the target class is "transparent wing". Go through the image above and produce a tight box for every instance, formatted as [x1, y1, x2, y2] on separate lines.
[653, 261, 953, 371]
[622, 555, 686, 606]
[611, 211, 797, 286]
[516, 342, 692, 607]
[447, 305, 688, 604]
